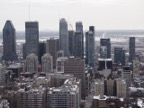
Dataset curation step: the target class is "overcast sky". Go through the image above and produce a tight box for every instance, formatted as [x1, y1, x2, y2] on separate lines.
[0, 0, 144, 31]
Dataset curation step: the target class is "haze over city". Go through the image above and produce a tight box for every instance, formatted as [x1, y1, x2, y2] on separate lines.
[0, 0, 144, 31]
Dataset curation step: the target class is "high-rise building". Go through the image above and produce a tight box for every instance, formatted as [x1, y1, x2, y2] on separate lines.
[100, 38, 111, 58]
[41, 53, 53, 73]
[100, 46, 107, 58]
[132, 59, 140, 77]
[116, 79, 127, 97]
[46, 38, 59, 68]
[38, 42, 46, 64]
[129, 37, 135, 62]
[94, 80, 104, 96]
[122, 66, 131, 87]
[25, 21, 39, 57]
[2, 20, 17, 61]
[59, 18, 69, 56]
[63, 57, 85, 99]
[47, 84, 80, 108]
[114, 47, 125, 65]
[0, 64, 6, 86]
[68, 30, 74, 55]
[17, 88, 45, 108]
[85, 30, 95, 67]
[74, 32, 83, 58]
[25, 54, 38, 72]
[76, 22, 84, 58]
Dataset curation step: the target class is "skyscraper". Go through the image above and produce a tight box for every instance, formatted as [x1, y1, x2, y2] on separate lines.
[114, 47, 125, 65]
[46, 38, 59, 68]
[100, 38, 111, 58]
[74, 32, 83, 58]
[25, 21, 39, 57]
[63, 57, 85, 99]
[2, 20, 17, 61]
[59, 18, 69, 56]
[68, 30, 74, 55]
[41, 53, 53, 73]
[129, 37, 135, 62]
[76, 21, 84, 58]
[85, 30, 95, 67]
[38, 42, 46, 64]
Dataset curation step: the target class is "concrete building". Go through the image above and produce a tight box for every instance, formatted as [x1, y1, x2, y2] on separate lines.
[129, 37, 135, 62]
[0, 64, 6, 86]
[114, 47, 125, 66]
[132, 59, 140, 77]
[122, 66, 132, 87]
[47, 85, 80, 108]
[25, 53, 38, 72]
[63, 57, 85, 98]
[100, 38, 111, 58]
[57, 50, 64, 58]
[25, 21, 39, 57]
[106, 79, 115, 96]
[94, 80, 104, 96]
[41, 53, 53, 73]
[56, 57, 68, 72]
[68, 30, 74, 55]
[74, 32, 83, 58]
[46, 38, 59, 68]
[86, 30, 95, 67]
[2, 20, 17, 61]
[59, 18, 69, 56]
[47, 72, 74, 87]
[116, 79, 127, 97]
[17, 88, 45, 108]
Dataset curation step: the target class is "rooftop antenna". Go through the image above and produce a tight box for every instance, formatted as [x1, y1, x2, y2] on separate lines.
[28, 0, 31, 20]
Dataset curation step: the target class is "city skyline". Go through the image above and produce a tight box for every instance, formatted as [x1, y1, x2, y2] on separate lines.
[0, 0, 144, 31]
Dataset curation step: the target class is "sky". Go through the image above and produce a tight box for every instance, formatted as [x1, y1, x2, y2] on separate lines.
[0, 0, 144, 31]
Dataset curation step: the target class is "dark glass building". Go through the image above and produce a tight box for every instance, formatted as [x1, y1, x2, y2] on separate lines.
[100, 38, 111, 58]
[129, 37, 135, 62]
[68, 30, 74, 56]
[74, 32, 83, 59]
[2, 20, 17, 61]
[39, 42, 46, 64]
[25, 21, 39, 56]
[114, 47, 125, 66]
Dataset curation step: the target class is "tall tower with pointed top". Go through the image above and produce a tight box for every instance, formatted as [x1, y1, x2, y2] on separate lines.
[2, 20, 17, 61]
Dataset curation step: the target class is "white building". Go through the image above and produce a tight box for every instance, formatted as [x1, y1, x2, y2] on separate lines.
[25, 53, 38, 72]
[59, 18, 69, 56]
[47, 85, 80, 108]
[41, 53, 53, 73]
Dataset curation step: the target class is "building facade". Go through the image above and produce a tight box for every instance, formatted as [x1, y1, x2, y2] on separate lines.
[114, 47, 125, 65]
[59, 18, 69, 56]
[41, 53, 53, 73]
[100, 38, 111, 58]
[2, 20, 17, 61]
[129, 37, 135, 62]
[25, 21, 39, 57]
[46, 38, 59, 68]
[86, 31, 95, 67]
[25, 54, 38, 72]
